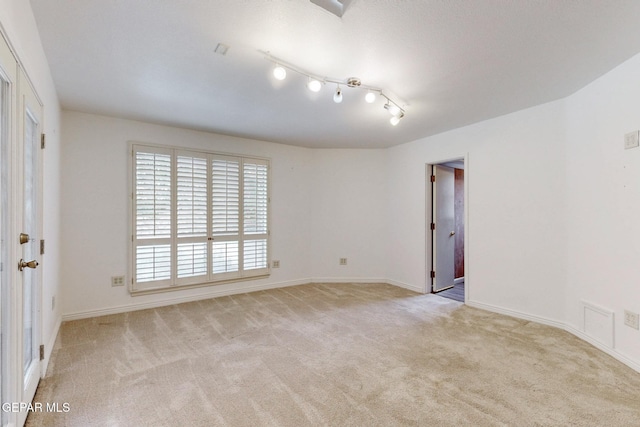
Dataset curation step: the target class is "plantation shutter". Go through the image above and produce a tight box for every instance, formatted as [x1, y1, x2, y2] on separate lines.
[211, 155, 241, 280]
[133, 146, 173, 290]
[131, 144, 270, 293]
[243, 159, 269, 274]
[175, 151, 209, 285]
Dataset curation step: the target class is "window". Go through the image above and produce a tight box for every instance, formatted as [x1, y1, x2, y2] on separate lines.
[131, 144, 270, 293]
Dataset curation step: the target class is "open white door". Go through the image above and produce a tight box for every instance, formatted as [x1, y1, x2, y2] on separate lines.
[432, 165, 455, 292]
[17, 67, 43, 427]
[0, 31, 17, 427]
[0, 31, 44, 427]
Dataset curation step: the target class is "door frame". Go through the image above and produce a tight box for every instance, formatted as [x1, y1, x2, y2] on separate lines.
[425, 153, 469, 302]
[0, 29, 44, 427]
[17, 66, 44, 426]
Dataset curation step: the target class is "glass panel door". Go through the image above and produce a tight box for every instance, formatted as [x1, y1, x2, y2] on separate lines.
[17, 68, 43, 427]
[0, 32, 16, 427]
[22, 108, 38, 380]
[0, 54, 10, 427]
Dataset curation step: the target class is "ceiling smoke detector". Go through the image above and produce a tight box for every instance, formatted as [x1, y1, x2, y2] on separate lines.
[214, 43, 229, 56]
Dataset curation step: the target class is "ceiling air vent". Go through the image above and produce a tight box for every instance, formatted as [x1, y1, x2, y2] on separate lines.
[310, 0, 353, 17]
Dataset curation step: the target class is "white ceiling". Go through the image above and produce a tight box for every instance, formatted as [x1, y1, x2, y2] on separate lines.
[29, 0, 640, 149]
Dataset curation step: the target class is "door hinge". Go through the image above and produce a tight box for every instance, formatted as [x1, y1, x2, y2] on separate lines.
[430, 222, 435, 230]
[40, 239, 45, 255]
[430, 175, 435, 182]
[430, 271, 435, 279]
[41, 133, 46, 149]
[39, 344, 45, 360]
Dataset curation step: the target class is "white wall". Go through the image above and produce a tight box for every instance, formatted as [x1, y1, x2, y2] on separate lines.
[0, 0, 62, 368]
[386, 100, 568, 322]
[61, 111, 318, 316]
[61, 112, 391, 316]
[309, 149, 387, 281]
[58, 43, 640, 372]
[565, 52, 640, 365]
[384, 51, 640, 370]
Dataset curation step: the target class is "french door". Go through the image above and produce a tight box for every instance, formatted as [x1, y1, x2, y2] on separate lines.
[0, 32, 43, 427]
[18, 66, 43, 426]
[0, 31, 16, 427]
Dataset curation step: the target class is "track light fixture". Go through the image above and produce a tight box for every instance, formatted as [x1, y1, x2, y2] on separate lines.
[390, 112, 405, 126]
[384, 101, 405, 126]
[261, 51, 407, 126]
[333, 85, 343, 103]
[384, 102, 402, 117]
[307, 78, 322, 92]
[273, 65, 287, 80]
[365, 91, 376, 103]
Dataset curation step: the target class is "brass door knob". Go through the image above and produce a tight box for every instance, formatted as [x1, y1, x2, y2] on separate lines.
[18, 259, 38, 271]
[19, 233, 30, 244]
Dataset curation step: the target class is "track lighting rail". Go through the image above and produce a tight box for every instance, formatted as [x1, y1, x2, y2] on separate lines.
[260, 50, 406, 125]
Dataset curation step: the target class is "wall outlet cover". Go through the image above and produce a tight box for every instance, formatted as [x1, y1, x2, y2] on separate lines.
[111, 276, 125, 287]
[624, 131, 639, 149]
[624, 310, 639, 330]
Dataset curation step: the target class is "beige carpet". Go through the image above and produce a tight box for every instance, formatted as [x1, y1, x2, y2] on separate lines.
[27, 283, 640, 426]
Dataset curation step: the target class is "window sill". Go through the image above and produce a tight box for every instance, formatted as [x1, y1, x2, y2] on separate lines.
[129, 273, 271, 296]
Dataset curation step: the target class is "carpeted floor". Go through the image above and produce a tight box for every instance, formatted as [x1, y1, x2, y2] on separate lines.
[27, 283, 640, 426]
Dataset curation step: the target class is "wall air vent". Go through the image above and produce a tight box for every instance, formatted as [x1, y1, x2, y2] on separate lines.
[310, 0, 353, 17]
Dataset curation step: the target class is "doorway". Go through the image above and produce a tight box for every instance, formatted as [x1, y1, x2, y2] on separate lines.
[429, 159, 465, 302]
[0, 32, 44, 427]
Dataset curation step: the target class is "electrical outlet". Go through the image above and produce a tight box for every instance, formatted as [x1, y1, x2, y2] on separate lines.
[624, 310, 639, 330]
[624, 131, 639, 149]
[111, 276, 125, 287]
[272, 260, 280, 268]
[339, 258, 347, 266]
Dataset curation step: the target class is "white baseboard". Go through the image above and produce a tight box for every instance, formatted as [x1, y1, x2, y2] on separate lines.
[466, 300, 565, 329]
[62, 278, 311, 321]
[311, 277, 388, 284]
[454, 277, 464, 285]
[564, 325, 640, 373]
[467, 300, 640, 374]
[386, 279, 425, 294]
[63, 278, 416, 321]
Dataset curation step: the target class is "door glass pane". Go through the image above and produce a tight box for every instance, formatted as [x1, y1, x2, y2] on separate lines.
[23, 110, 38, 377]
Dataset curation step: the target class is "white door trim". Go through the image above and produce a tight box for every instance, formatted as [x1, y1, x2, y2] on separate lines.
[425, 153, 469, 302]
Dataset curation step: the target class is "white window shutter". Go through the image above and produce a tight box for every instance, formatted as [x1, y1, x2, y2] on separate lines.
[133, 147, 173, 288]
[135, 151, 171, 239]
[243, 160, 269, 272]
[131, 145, 269, 293]
[211, 155, 241, 278]
[211, 156, 240, 235]
[175, 152, 208, 283]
